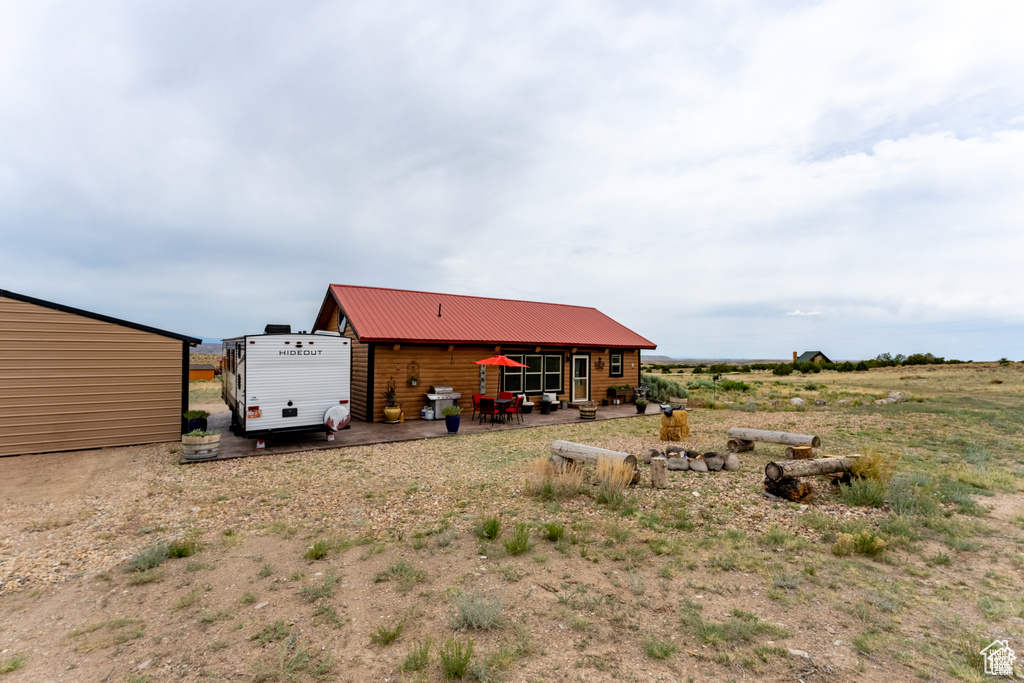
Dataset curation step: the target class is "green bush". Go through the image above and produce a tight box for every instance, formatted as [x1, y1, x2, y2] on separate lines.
[641, 374, 689, 402]
[305, 540, 330, 560]
[855, 361, 869, 371]
[400, 637, 431, 672]
[475, 516, 502, 540]
[839, 479, 886, 507]
[772, 364, 793, 376]
[439, 637, 473, 680]
[369, 620, 404, 646]
[543, 522, 565, 542]
[719, 379, 749, 392]
[503, 523, 531, 556]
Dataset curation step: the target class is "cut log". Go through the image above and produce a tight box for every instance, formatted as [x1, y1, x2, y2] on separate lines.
[550, 440, 638, 471]
[727, 428, 820, 448]
[651, 457, 668, 489]
[727, 438, 755, 453]
[764, 455, 860, 482]
[763, 476, 815, 502]
[642, 447, 662, 465]
[786, 446, 814, 460]
[659, 411, 689, 441]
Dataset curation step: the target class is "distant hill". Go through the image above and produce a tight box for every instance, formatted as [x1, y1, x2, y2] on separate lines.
[192, 343, 222, 354]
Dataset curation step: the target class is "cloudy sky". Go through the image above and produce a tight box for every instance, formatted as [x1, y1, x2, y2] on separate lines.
[2, 1, 1023, 360]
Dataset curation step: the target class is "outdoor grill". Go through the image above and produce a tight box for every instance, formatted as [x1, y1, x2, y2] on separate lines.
[425, 385, 461, 419]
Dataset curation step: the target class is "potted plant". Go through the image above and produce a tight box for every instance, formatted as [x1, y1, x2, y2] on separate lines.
[382, 377, 401, 423]
[184, 409, 209, 432]
[634, 397, 648, 414]
[442, 404, 462, 434]
[181, 429, 220, 461]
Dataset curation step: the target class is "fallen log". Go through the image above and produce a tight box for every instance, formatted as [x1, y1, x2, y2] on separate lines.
[550, 440, 638, 471]
[727, 428, 820, 448]
[764, 455, 859, 482]
[727, 438, 755, 453]
[763, 477, 815, 502]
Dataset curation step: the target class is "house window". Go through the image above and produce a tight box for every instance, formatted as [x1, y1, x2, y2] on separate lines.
[503, 353, 563, 394]
[610, 352, 623, 378]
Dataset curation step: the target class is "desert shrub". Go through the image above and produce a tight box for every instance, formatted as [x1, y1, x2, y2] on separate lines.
[542, 522, 565, 542]
[374, 560, 426, 593]
[719, 379, 749, 392]
[643, 637, 677, 659]
[400, 637, 431, 672]
[439, 637, 473, 680]
[526, 458, 585, 500]
[369, 620, 404, 646]
[855, 361, 869, 371]
[832, 532, 885, 557]
[301, 568, 341, 602]
[850, 450, 900, 483]
[686, 378, 716, 391]
[887, 474, 939, 516]
[594, 457, 633, 507]
[475, 516, 502, 540]
[837, 361, 855, 372]
[453, 591, 503, 630]
[304, 540, 330, 560]
[167, 537, 199, 558]
[0, 654, 27, 674]
[503, 523, 531, 556]
[641, 374, 689, 402]
[126, 541, 169, 573]
[839, 479, 886, 507]
[772, 364, 793, 376]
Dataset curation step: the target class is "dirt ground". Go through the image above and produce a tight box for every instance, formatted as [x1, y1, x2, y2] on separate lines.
[1, 365, 1023, 682]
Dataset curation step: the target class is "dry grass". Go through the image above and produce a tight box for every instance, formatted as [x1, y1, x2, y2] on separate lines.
[596, 456, 634, 492]
[526, 457, 586, 500]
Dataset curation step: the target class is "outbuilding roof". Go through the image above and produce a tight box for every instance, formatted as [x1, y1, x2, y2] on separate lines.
[313, 285, 656, 349]
[0, 289, 201, 345]
[796, 351, 831, 364]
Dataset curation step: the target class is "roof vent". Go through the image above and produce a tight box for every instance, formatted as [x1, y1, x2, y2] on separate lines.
[264, 324, 291, 334]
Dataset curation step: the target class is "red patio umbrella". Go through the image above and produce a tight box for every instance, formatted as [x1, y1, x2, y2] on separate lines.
[474, 354, 529, 394]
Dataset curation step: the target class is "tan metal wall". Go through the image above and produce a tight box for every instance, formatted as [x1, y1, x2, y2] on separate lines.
[0, 298, 184, 456]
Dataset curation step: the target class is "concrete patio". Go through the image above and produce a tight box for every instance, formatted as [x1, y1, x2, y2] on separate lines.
[182, 402, 653, 464]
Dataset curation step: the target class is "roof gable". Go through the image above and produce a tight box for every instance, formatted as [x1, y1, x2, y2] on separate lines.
[0, 289, 201, 345]
[796, 351, 830, 364]
[313, 285, 656, 349]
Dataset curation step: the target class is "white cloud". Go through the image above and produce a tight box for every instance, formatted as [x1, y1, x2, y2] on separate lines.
[786, 311, 824, 317]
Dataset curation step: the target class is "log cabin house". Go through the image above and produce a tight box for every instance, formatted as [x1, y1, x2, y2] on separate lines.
[312, 285, 657, 422]
[794, 350, 832, 365]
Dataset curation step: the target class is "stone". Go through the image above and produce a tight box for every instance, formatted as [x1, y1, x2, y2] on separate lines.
[723, 453, 740, 471]
[667, 458, 689, 471]
[684, 449, 702, 459]
[874, 398, 894, 404]
[665, 445, 684, 456]
[689, 458, 708, 472]
[836, 399, 850, 406]
[642, 447, 662, 465]
[888, 391, 907, 402]
[814, 399, 827, 406]
[789, 397, 805, 407]
[704, 455, 724, 471]
[788, 648, 811, 660]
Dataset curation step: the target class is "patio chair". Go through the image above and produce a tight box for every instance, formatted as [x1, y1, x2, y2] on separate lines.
[498, 391, 513, 401]
[478, 397, 498, 425]
[471, 393, 483, 421]
[506, 394, 525, 424]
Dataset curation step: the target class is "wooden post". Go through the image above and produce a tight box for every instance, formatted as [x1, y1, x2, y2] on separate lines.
[651, 457, 668, 489]
[726, 428, 820, 448]
[786, 446, 814, 460]
[659, 411, 689, 441]
[764, 455, 859, 482]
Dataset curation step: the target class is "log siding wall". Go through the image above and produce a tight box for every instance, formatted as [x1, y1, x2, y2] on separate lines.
[0, 297, 185, 456]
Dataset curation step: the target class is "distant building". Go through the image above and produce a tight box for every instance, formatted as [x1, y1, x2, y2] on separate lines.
[793, 351, 831, 365]
[189, 363, 216, 381]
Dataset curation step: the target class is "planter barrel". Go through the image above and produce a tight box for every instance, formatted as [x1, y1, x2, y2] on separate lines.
[182, 433, 220, 461]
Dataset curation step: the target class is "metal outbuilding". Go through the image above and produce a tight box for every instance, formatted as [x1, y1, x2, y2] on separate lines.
[0, 289, 201, 457]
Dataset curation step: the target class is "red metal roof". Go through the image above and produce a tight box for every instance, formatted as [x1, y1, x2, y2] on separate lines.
[314, 285, 656, 349]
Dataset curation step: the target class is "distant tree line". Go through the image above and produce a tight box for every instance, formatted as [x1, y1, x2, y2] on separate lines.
[645, 352, 970, 378]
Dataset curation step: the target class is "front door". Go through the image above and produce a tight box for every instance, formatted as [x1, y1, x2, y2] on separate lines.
[572, 355, 589, 403]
